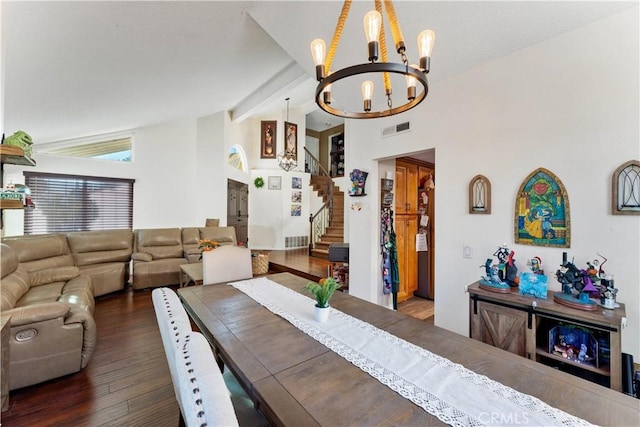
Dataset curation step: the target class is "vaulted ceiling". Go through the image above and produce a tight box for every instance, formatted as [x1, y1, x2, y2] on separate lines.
[2, 1, 635, 142]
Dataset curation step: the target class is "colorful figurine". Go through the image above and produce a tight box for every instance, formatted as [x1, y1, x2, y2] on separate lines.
[492, 245, 518, 287]
[530, 256, 544, 275]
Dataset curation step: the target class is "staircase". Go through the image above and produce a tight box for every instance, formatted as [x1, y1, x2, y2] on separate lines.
[309, 174, 344, 260]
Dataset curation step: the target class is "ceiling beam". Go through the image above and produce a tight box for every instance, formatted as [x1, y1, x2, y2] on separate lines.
[229, 61, 310, 122]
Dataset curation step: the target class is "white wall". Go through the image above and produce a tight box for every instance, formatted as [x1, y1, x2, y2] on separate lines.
[305, 135, 319, 159]
[2, 117, 229, 233]
[2, 118, 200, 234]
[195, 112, 229, 227]
[346, 8, 640, 359]
[246, 106, 311, 249]
[248, 169, 311, 250]
[132, 120, 199, 228]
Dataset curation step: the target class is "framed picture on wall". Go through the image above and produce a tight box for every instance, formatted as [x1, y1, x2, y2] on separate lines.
[268, 176, 281, 190]
[284, 121, 298, 161]
[514, 167, 570, 248]
[261, 120, 277, 159]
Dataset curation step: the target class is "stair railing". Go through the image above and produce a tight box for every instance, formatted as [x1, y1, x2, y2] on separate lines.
[305, 148, 334, 255]
[304, 147, 330, 178]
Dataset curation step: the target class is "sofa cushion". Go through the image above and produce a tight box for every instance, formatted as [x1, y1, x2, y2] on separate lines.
[181, 228, 200, 246]
[199, 227, 237, 246]
[2, 234, 74, 271]
[67, 229, 133, 266]
[0, 267, 31, 311]
[60, 276, 95, 314]
[135, 228, 183, 259]
[182, 227, 201, 262]
[1, 243, 20, 278]
[78, 263, 125, 297]
[131, 252, 153, 262]
[16, 283, 66, 308]
[4, 302, 70, 327]
[132, 258, 187, 290]
[30, 266, 80, 287]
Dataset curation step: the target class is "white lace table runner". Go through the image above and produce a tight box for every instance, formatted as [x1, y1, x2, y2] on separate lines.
[230, 277, 594, 427]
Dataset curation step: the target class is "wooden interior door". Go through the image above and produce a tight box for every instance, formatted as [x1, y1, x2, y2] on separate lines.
[395, 215, 418, 302]
[395, 158, 430, 302]
[227, 179, 248, 246]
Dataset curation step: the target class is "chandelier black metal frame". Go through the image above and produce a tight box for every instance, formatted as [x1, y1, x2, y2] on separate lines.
[310, 0, 435, 119]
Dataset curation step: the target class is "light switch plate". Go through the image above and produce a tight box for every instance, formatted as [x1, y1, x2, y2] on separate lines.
[463, 245, 473, 259]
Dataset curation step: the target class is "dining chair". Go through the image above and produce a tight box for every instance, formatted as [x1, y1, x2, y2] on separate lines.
[152, 288, 193, 397]
[202, 245, 253, 285]
[152, 287, 192, 359]
[175, 332, 239, 427]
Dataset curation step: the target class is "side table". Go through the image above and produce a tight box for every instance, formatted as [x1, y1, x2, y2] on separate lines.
[180, 263, 203, 288]
[1, 315, 10, 411]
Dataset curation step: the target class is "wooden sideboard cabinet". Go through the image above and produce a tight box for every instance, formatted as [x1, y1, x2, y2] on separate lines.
[468, 282, 626, 391]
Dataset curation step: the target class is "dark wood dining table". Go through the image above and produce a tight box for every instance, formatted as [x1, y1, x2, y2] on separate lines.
[177, 273, 639, 426]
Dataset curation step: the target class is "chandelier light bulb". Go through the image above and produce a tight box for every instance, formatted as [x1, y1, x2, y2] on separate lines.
[363, 11, 382, 43]
[362, 80, 374, 112]
[363, 10, 382, 62]
[417, 30, 436, 72]
[310, 38, 327, 80]
[361, 80, 374, 100]
[405, 65, 419, 100]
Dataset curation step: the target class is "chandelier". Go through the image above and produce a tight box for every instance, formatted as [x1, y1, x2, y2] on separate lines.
[310, 0, 435, 119]
[277, 151, 298, 172]
[277, 97, 298, 172]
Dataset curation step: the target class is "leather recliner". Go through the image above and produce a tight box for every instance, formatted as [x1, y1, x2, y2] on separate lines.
[0, 243, 96, 390]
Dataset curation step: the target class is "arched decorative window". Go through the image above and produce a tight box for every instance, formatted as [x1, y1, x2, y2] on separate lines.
[469, 175, 491, 214]
[227, 145, 247, 172]
[612, 160, 640, 215]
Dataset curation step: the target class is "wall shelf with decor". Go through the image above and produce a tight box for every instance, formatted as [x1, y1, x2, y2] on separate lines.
[1, 145, 36, 211]
[468, 281, 626, 391]
[330, 133, 344, 177]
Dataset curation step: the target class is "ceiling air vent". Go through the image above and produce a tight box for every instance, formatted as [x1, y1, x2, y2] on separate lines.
[381, 121, 411, 138]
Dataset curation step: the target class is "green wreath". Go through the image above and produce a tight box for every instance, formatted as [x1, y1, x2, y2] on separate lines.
[254, 177, 265, 188]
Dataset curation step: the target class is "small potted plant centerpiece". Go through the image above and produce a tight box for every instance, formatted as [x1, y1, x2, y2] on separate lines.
[198, 239, 219, 260]
[305, 277, 340, 323]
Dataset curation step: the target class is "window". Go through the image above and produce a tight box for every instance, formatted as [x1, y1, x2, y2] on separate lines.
[24, 172, 134, 234]
[228, 145, 247, 171]
[35, 135, 132, 162]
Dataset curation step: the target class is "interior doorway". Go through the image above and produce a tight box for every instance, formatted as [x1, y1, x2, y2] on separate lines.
[393, 149, 436, 304]
[227, 179, 248, 246]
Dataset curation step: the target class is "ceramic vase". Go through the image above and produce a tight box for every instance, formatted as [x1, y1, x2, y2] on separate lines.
[314, 305, 330, 323]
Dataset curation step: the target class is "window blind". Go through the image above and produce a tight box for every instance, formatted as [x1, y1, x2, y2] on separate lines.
[24, 172, 134, 234]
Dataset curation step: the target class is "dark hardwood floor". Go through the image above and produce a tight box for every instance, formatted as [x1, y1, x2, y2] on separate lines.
[2, 288, 180, 426]
[1, 250, 433, 426]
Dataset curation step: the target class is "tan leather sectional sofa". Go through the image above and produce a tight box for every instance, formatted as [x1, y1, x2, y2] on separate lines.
[131, 226, 237, 289]
[0, 225, 237, 390]
[1, 243, 96, 390]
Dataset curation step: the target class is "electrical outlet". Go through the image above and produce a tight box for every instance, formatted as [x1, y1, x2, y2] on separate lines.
[463, 245, 473, 259]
